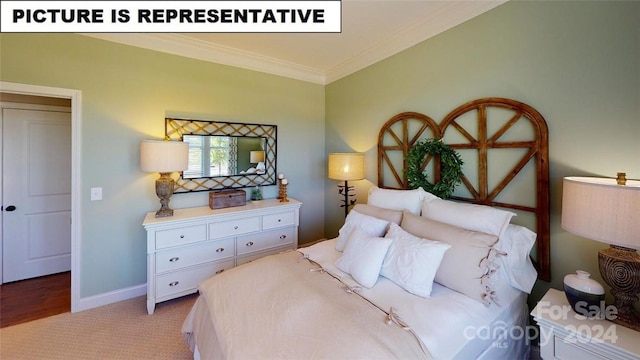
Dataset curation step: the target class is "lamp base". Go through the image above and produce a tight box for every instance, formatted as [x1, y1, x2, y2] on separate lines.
[598, 245, 640, 332]
[155, 172, 176, 218]
[337, 181, 356, 218]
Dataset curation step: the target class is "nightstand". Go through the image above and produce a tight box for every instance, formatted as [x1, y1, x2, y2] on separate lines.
[531, 288, 640, 360]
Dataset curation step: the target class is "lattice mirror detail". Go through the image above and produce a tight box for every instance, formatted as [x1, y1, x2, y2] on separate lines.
[166, 118, 277, 193]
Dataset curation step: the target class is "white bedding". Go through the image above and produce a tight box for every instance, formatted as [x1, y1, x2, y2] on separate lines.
[185, 248, 430, 359]
[183, 239, 530, 360]
[300, 239, 529, 359]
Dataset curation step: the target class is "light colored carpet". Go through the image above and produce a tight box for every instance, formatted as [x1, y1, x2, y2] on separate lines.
[0, 293, 197, 359]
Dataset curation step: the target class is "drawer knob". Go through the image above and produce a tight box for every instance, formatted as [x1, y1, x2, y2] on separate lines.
[234, 226, 239, 230]
[216, 247, 225, 253]
[179, 235, 185, 239]
[246, 241, 254, 247]
[169, 257, 180, 262]
[216, 269, 225, 274]
[280, 235, 287, 239]
[169, 281, 179, 287]
[278, 219, 282, 222]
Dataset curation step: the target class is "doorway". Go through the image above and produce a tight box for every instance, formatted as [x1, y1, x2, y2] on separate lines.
[2, 101, 72, 282]
[0, 82, 81, 314]
[0, 94, 72, 326]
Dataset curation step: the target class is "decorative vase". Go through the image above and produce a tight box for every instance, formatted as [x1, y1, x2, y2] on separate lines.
[563, 270, 605, 317]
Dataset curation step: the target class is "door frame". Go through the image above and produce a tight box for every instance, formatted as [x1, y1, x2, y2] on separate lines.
[0, 81, 82, 313]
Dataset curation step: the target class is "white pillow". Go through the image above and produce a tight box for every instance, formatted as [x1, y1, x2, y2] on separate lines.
[352, 203, 403, 225]
[421, 197, 515, 238]
[381, 223, 451, 298]
[335, 210, 390, 252]
[335, 227, 393, 288]
[401, 212, 501, 306]
[367, 186, 433, 215]
[496, 224, 538, 293]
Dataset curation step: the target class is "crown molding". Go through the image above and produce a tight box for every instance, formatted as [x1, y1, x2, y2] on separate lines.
[83, 33, 327, 84]
[324, 1, 507, 83]
[83, 1, 506, 85]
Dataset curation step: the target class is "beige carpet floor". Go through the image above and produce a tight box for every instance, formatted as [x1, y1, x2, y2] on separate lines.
[0, 293, 198, 359]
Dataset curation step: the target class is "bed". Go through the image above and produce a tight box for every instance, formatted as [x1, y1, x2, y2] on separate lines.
[182, 98, 550, 359]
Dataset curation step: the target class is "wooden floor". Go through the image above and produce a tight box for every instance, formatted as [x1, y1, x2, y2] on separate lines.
[0, 271, 71, 328]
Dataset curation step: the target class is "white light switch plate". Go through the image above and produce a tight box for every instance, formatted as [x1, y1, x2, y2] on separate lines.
[90, 187, 102, 201]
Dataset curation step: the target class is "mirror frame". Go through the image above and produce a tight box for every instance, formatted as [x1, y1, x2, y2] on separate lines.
[166, 117, 277, 193]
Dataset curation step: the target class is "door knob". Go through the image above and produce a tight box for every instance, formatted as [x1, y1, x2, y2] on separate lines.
[4, 205, 16, 211]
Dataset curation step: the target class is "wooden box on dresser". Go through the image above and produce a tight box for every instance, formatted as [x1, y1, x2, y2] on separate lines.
[142, 198, 302, 314]
[532, 288, 640, 360]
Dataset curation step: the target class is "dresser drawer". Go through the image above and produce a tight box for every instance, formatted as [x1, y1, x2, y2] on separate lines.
[236, 244, 294, 266]
[554, 336, 608, 360]
[262, 211, 296, 230]
[155, 260, 234, 299]
[209, 216, 260, 239]
[156, 238, 235, 273]
[155, 225, 207, 249]
[236, 227, 296, 256]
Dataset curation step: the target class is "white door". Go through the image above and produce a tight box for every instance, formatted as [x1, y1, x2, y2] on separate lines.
[2, 108, 71, 283]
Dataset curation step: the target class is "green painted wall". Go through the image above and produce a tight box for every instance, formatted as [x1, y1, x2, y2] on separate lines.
[0, 34, 325, 298]
[1, 0, 638, 308]
[325, 0, 640, 305]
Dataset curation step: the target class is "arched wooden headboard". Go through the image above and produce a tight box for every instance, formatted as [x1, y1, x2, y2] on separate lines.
[378, 98, 550, 281]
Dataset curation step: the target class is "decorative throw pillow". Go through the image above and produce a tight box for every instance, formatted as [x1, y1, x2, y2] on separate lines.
[335, 227, 393, 288]
[400, 212, 502, 306]
[352, 204, 403, 225]
[496, 224, 538, 293]
[421, 197, 515, 238]
[335, 210, 390, 252]
[367, 186, 431, 215]
[381, 223, 451, 298]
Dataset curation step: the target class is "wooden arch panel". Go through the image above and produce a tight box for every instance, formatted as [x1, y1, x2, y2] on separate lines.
[377, 112, 440, 189]
[377, 98, 550, 281]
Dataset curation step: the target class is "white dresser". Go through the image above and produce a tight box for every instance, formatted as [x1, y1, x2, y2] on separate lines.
[142, 198, 302, 314]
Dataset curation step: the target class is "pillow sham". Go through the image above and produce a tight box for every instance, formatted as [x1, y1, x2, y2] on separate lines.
[496, 224, 538, 293]
[381, 223, 451, 298]
[400, 212, 502, 306]
[367, 186, 431, 215]
[352, 203, 403, 225]
[420, 197, 515, 238]
[335, 210, 390, 252]
[335, 227, 393, 288]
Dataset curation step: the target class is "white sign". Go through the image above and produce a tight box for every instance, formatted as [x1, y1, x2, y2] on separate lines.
[1, 1, 342, 33]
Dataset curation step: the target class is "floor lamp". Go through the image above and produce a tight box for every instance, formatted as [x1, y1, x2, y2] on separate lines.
[328, 153, 364, 218]
[561, 174, 640, 331]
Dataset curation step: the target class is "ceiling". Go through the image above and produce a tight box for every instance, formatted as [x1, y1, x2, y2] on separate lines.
[85, 1, 507, 85]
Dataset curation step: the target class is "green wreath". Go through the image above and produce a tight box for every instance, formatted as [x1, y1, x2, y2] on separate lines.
[405, 138, 464, 199]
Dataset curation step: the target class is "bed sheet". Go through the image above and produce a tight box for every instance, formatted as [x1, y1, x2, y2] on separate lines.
[184, 248, 430, 360]
[299, 239, 530, 360]
[182, 239, 530, 360]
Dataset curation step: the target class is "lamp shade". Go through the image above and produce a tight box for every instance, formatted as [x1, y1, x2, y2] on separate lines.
[328, 153, 365, 181]
[561, 176, 640, 248]
[250, 150, 265, 163]
[140, 140, 189, 173]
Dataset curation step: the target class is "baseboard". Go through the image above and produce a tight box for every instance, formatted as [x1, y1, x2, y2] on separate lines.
[72, 284, 146, 313]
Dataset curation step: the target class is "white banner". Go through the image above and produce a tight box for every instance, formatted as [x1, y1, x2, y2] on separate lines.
[1, 1, 342, 33]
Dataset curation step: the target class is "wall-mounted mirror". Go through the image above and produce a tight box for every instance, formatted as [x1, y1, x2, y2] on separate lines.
[166, 118, 277, 193]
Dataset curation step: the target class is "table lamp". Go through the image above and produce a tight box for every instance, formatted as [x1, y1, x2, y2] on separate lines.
[328, 153, 364, 218]
[250, 150, 266, 174]
[140, 140, 189, 218]
[561, 174, 640, 331]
